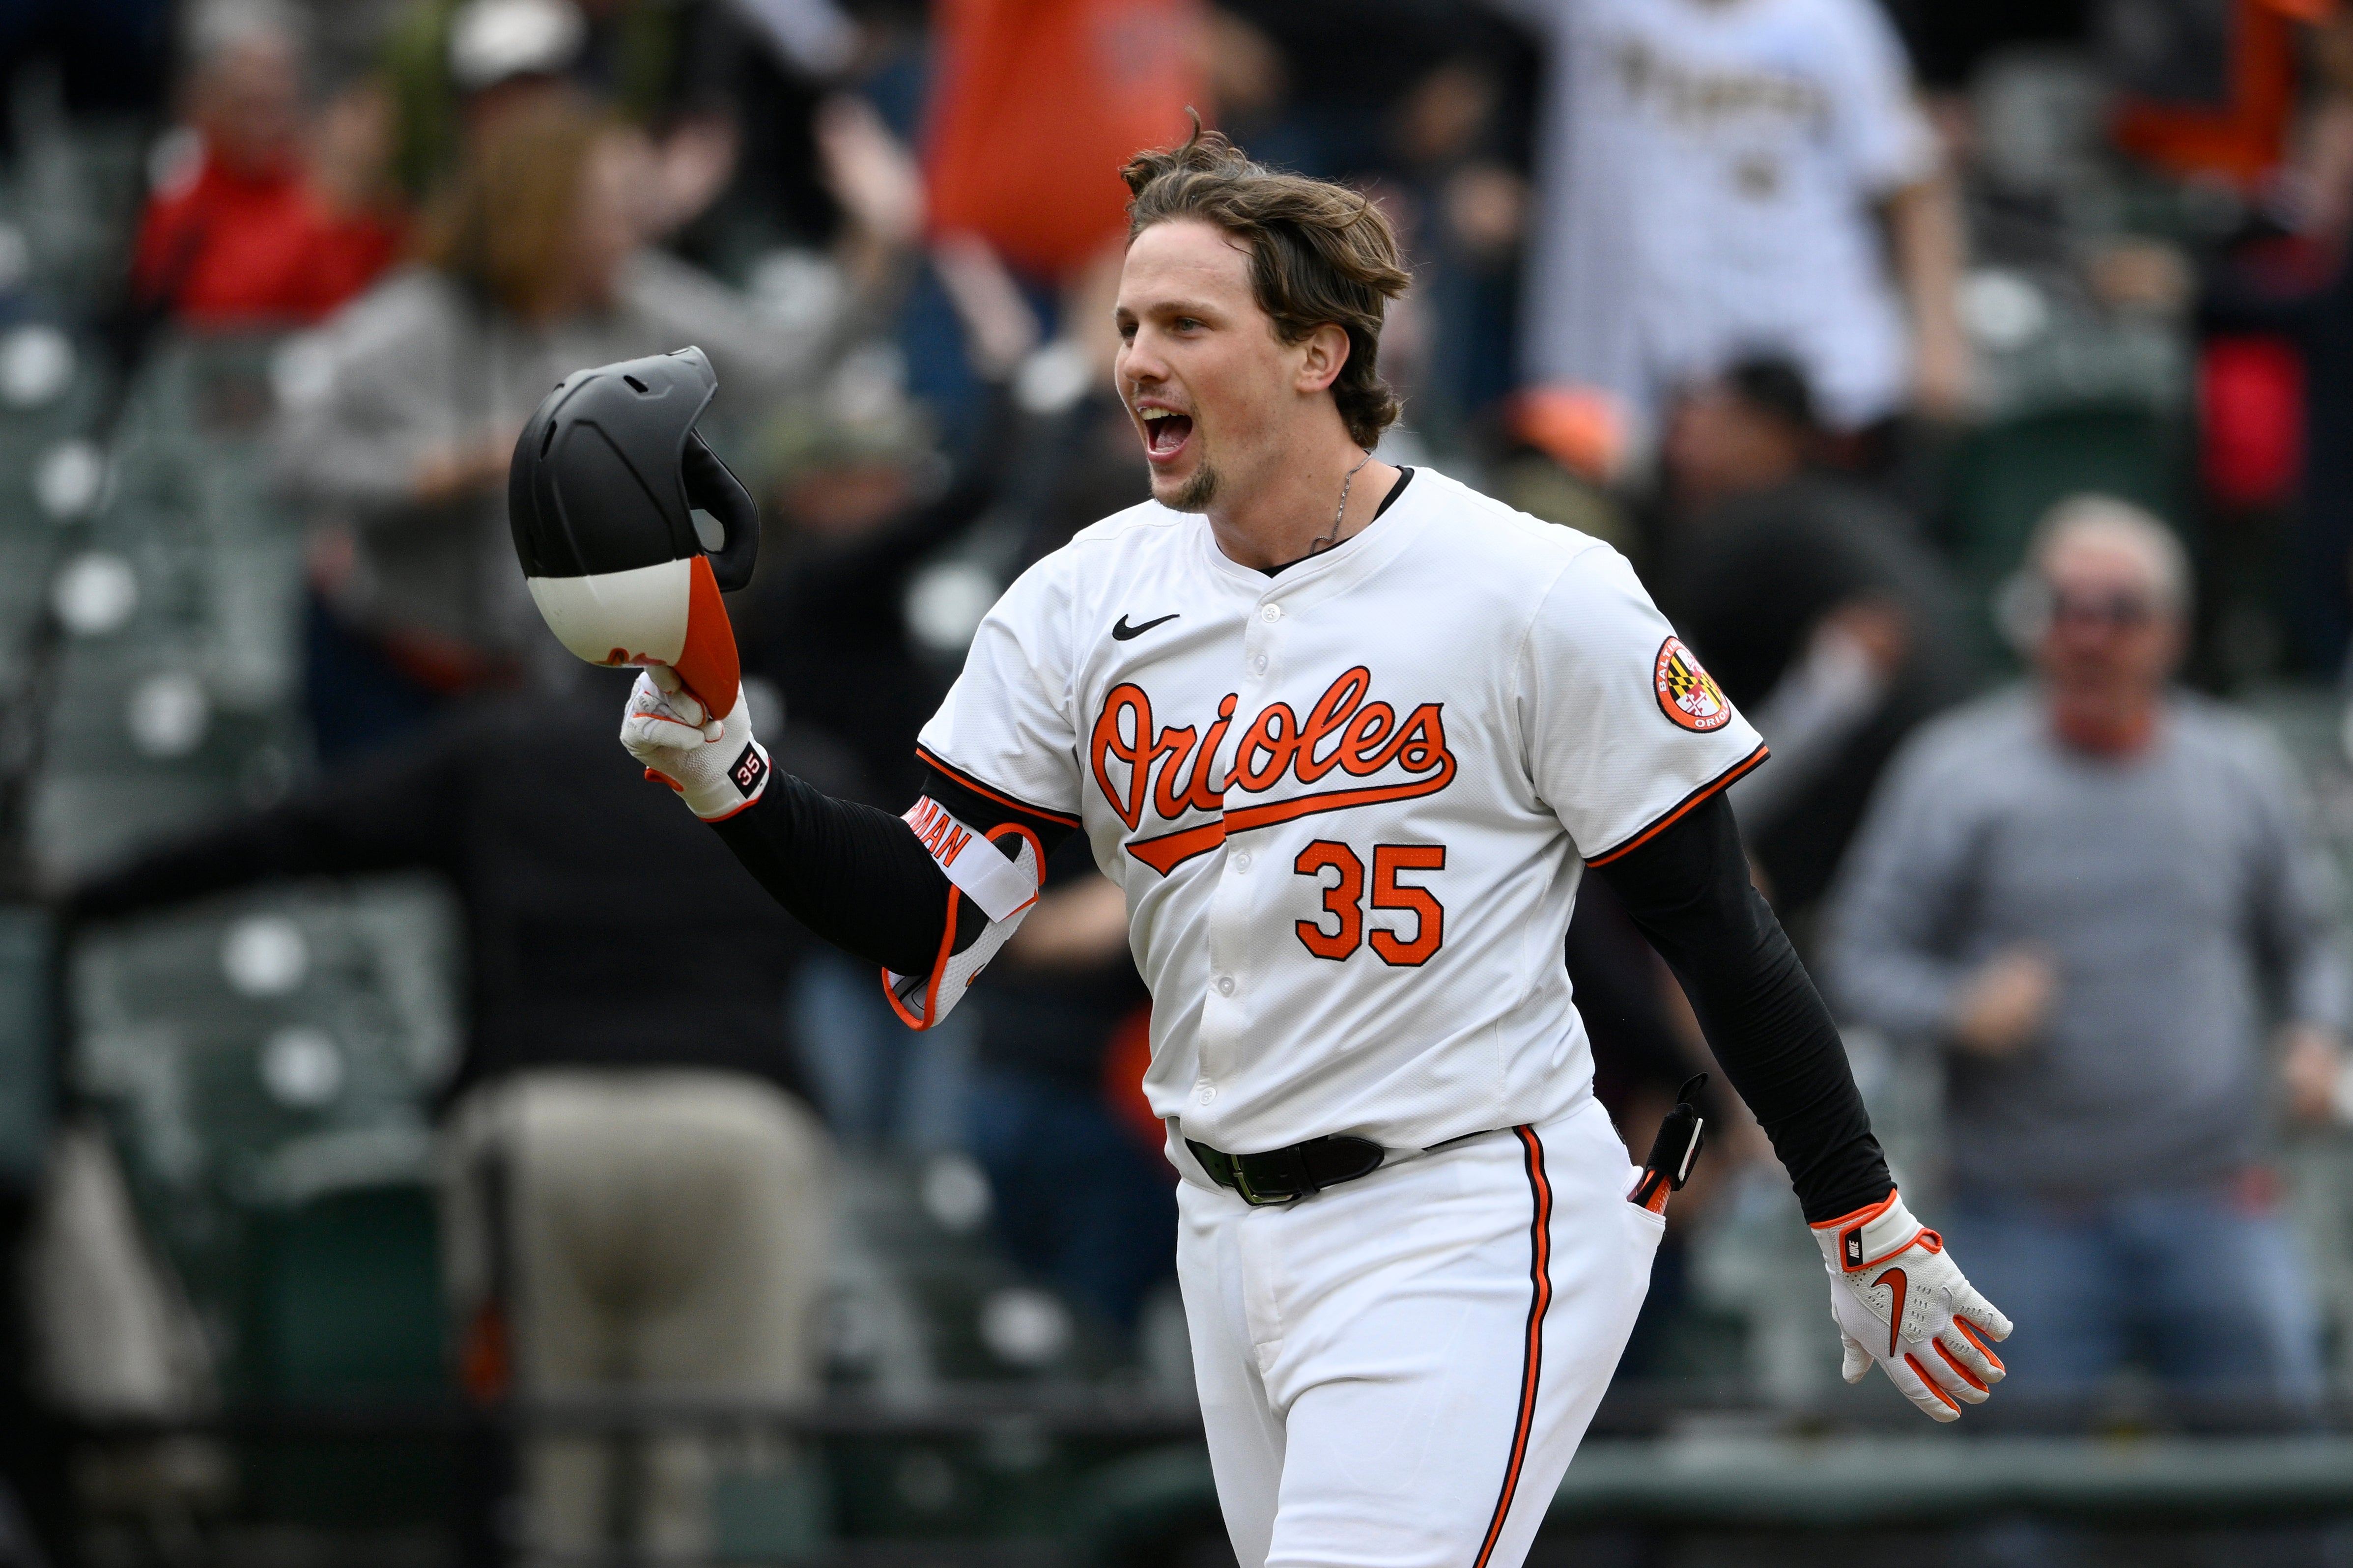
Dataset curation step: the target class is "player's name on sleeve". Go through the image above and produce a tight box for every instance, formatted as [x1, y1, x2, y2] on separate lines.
[903, 796, 1037, 921]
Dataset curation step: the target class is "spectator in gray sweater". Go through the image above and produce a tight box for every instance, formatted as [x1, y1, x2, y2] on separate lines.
[1825, 495, 2348, 1407]
[274, 88, 919, 761]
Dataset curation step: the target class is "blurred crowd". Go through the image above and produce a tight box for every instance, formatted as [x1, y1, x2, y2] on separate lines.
[3, 0, 2353, 1559]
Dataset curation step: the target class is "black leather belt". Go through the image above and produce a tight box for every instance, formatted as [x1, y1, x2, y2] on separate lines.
[1188, 1134, 1385, 1206]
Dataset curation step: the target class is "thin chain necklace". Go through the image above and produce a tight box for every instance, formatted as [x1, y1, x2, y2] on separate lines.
[1306, 449, 1375, 558]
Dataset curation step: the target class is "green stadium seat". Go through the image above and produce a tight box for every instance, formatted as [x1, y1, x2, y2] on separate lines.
[0, 907, 53, 1191]
[68, 879, 462, 1525]
[1937, 402, 2193, 663]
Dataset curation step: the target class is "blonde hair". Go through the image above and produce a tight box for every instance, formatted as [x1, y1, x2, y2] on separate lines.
[414, 91, 609, 319]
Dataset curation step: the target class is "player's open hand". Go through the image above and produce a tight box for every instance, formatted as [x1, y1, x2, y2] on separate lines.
[619, 665, 771, 821]
[1812, 1190, 2012, 1422]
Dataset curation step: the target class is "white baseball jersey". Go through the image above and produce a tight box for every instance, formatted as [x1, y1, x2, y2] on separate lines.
[1504, 0, 1937, 429]
[915, 468, 1764, 1161]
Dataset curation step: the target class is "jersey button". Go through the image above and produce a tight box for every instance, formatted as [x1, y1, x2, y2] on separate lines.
[1197, 1085, 1217, 1105]
[1233, 851, 1252, 872]
[1215, 975, 1236, 997]
[1260, 604, 1281, 623]
[1251, 654, 1268, 673]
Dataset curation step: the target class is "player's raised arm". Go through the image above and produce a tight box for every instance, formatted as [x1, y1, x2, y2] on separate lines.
[1523, 545, 2011, 1422]
[507, 347, 1077, 1030]
[616, 665, 1072, 1027]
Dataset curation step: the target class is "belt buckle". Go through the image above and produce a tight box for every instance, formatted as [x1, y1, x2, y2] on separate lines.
[1230, 1161, 1278, 1207]
[1191, 1139, 1296, 1207]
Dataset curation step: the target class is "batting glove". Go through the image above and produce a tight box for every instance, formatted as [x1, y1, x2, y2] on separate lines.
[1812, 1189, 2012, 1422]
[619, 665, 771, 821]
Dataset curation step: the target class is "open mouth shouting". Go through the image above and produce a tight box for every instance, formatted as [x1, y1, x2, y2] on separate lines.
[1137, 404, 1195, 466]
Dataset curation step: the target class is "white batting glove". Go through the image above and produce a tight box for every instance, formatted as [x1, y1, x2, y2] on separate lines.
[1812, 1190, 2012, 1422]
[619, 666, 771, 821]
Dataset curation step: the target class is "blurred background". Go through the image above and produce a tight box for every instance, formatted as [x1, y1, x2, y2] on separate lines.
[0, 0, 2349, 1563]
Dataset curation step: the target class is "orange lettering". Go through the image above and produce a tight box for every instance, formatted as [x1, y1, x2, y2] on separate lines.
[1152, 727, 1199, 821]
[1183, 694, 1238, 813]
[1296, 668, 1368, 782]
[1391, 705, 1446, 774]
[1234, 703, 1302, 791]
[1339, 702, 1397, 776]
[1088, 672, 1458, 874]
[1090, 683, 1160, 830]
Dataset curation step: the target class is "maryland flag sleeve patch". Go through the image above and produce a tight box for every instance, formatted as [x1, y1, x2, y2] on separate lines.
[1654, 637, 1734, 732]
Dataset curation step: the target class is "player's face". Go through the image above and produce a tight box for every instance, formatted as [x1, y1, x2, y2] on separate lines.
[1113, 220, 1306, 513]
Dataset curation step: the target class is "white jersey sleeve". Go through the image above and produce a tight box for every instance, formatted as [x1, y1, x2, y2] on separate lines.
[1822, 0, 1938, 198]
[1519, 542, 1768, 864]
[914, 562, 1087, 827]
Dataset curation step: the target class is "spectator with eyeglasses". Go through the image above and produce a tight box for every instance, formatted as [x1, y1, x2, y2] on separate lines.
[1822, 494, 2348, 1411]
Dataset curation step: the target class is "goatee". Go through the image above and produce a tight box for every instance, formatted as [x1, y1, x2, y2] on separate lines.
[1167, 462, 1219, 513]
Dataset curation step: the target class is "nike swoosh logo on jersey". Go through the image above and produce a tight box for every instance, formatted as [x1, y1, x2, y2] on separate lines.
[1111, 613, 1180, 640]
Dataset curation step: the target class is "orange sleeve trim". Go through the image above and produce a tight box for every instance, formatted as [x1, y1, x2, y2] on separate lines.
[1583, 742, 1770, 868]
[1809, 1186, 1899, 1233]
[914, 745, 1082, 829]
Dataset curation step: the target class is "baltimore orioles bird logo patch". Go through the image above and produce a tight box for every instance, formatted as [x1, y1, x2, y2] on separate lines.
[1654, 637, 1732, 732]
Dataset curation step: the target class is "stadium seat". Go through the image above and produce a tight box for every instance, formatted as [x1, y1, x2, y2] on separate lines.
[68, 878, 462, 1526]
[0, 908, 52, 1193]
[1938, 403, 2194, 662]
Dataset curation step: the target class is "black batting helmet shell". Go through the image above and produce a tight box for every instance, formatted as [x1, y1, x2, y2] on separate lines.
[508, 345, 761, 717]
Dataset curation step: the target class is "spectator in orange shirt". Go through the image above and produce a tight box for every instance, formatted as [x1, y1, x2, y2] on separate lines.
[922, 0, 1207, 287]
[133, 5, 403, 330]
[2103, 0, 2347, 197]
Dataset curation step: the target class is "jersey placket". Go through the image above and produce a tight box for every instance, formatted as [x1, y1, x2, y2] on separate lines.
[1191, 586, 1291, 1128]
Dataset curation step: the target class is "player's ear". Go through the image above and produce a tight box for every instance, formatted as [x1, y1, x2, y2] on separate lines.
[1294, 322, 1352, 396]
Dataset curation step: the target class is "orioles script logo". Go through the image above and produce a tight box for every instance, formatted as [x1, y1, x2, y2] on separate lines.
[1090, 666, 1456, 875]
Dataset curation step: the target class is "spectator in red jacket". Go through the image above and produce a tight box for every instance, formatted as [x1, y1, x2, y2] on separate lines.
[132, 5, 404, 329]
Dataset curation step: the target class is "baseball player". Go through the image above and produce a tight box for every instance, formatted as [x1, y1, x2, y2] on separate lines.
[615, 130, 2012, 1568]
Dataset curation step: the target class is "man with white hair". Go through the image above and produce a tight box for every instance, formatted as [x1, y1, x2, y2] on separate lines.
[1825, 495, 2347, 1406]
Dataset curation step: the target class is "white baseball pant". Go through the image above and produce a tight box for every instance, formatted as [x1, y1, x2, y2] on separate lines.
[1176, 1096, 1661, 1568]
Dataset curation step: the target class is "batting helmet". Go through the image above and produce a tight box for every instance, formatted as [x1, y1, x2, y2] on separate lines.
[508, 345, 761, 717]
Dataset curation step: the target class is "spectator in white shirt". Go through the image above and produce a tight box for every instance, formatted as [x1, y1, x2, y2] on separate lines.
[1498, 0, 1969, 432]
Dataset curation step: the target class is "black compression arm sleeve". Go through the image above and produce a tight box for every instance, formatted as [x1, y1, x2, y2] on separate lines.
[709, 774, 952, 976]
[1595, 793, 1891, 1222]
[708, 764, 1078, 978]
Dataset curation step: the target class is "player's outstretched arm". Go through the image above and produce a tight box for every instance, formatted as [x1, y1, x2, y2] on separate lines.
[620, 666, 1067, 1026]
[1593, 792, 2011, 1421]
